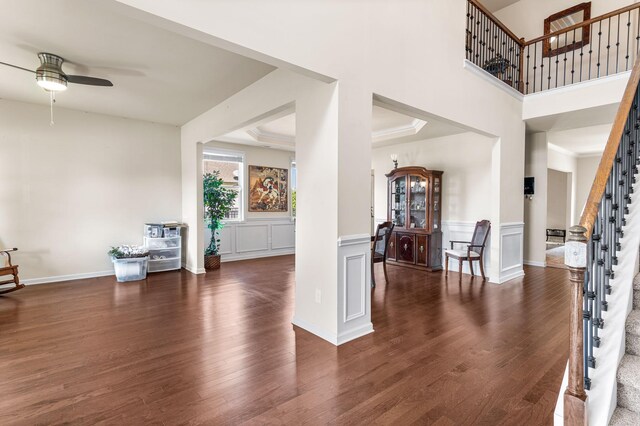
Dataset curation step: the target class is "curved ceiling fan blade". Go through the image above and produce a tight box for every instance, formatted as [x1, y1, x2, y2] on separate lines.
[67, 75, 113, 87]
[0, 61, 36, 74]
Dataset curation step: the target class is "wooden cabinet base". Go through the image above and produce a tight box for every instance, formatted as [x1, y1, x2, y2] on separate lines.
[386, 259, 443, 272]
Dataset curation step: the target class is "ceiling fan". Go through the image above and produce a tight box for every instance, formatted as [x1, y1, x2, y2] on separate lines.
[0, 52, 113, 92]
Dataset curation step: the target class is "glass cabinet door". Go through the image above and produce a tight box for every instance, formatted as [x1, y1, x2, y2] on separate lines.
[409, 175, 427, 229]
[432, 176, 441, 231]
[391, 177, 406, 227]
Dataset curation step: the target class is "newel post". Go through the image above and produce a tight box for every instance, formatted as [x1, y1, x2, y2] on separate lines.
[564, 225, 588, 425]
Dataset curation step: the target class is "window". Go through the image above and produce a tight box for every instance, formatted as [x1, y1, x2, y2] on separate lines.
[291, 160, 297, 219]
[203, 150, 244, 221]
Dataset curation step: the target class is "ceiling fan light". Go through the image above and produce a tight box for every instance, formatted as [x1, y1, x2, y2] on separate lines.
[36, 71, 67, 92]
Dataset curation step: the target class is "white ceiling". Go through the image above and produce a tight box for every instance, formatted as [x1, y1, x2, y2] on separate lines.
[548, 124, 611, 156]
[215, 105, 466, 151]
[0, 0, 275, 125]
[481, 0, 522, 13]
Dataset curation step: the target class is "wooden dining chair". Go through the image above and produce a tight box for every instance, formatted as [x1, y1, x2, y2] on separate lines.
[0, 248, 23, 295]
[372, 221, 394, 288]
[445, 220, 491, 281]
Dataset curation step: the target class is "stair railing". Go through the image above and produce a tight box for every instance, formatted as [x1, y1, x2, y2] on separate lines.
[563, 56, 640, 425]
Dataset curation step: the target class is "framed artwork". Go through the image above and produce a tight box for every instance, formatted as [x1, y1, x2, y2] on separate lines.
[248, 165, 289, 212]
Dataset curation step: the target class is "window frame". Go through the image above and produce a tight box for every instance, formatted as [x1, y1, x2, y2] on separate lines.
[203, 148, 245, 223]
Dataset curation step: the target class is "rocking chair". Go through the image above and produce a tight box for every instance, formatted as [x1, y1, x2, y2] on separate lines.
[0, 248, 23, 295]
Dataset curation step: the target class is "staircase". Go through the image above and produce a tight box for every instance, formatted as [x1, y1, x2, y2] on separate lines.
[611, 277, 640, 424]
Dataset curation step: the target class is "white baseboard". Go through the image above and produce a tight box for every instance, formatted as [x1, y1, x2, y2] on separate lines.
[292, 316, 338, 345]
[21, 270, 115, 285]
[499, 269, 525, 283]
[337, 322, 374, 345]
[221, 249, 294, 263]
[524, 260, 546, 267]
[185, 265, 206, 274]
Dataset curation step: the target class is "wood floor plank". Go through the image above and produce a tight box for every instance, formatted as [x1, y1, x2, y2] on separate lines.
[0, 255, 570, 425]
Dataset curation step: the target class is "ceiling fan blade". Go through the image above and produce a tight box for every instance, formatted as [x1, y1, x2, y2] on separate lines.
[0, 61, 36, 74]
[67, 75, 113, 87]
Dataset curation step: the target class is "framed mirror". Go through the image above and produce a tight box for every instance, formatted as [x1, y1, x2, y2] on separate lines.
[543, 2, 591, 57]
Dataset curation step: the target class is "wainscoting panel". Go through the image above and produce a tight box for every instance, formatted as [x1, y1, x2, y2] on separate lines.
[499, 222, 525, 283]
[337, 234, 373, 345]
[236, 224, 269, 253]
[205, 218, 295, 262]
[271, 223, 295, 250]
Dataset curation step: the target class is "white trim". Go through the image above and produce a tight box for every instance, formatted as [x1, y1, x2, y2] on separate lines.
[338, 234, 371, 247]
[185, 265, 206, 274]
[337, 322, 374, 345]
[292, 316, 339, 345]
[499, 269, 525, 283]
[525, 69, 631, 99]
[372, 118, 427, 143]
[291, 316, 374, 347]
[21, 270, 115, 285]
[343, 253, 367, 322]
[221, 249, 294, 262]
[463, 59, 525, 101]
[524, 260, 546, 267]
[500, 221, 525, 229]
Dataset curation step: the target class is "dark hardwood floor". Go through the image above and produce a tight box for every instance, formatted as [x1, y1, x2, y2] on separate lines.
[0, 256, 570, 425]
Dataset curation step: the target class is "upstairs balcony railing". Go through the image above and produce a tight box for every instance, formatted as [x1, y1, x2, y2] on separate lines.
[466, 0, 640, 94]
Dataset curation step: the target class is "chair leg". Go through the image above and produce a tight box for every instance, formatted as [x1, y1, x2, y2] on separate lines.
[371, 260, 376, 288]
[445, 255, 449, 276]
[479, 257, 486, 281]
[383, 260, 388, 283]
[458, 258, 462, 282]
[469, 258, 474, 277]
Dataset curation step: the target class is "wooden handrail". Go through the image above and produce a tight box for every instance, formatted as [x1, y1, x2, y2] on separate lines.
[579, 55, 640, 239]
[468, 0, 523, 46]
[525, 3, 640, 46]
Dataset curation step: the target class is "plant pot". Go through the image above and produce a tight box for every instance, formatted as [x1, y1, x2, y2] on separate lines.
[205, 254, 221, 270]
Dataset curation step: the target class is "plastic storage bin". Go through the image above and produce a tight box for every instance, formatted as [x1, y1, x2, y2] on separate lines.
[145, 236, 181, 250]
[163, 227, 180, 238]
[148, 257, 181, 273]
[112, 256, 148, 282]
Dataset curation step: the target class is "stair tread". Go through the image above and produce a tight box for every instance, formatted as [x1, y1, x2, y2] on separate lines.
[634, 274, 640, 291]
[627, 311, 640, 336]
[610, 407, 640, 425]
[618, 354, 640, 387]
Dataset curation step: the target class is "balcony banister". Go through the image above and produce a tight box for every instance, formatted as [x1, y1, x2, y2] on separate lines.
[525, 3, 640, 47]
[467, 0, 523, 47]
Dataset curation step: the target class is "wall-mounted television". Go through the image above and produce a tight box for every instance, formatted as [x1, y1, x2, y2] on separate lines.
[524, 177, 535, 195]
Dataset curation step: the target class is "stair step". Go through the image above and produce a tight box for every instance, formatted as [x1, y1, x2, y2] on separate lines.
[634, 291, 640, 310]
[618, 355, 640, 411]
[610, 407, 640, 425]
[626, 311, 640, 337]
[634, 273, 640, 291]
[628, 333, 640, 356]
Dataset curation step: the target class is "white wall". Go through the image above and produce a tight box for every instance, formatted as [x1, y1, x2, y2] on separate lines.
[546, 169, 569, 230]
[548, 145, 579, 224]
[576, 155, 602, 221]
[371, 132, 493, 224]
[524, 133, 548, 265]
[0, 99, 181, 282]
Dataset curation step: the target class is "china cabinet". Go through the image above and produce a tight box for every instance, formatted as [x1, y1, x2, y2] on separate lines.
[386, 166, 443, 271]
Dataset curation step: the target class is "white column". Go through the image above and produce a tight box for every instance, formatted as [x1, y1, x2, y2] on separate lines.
[293, 79, 373, 345]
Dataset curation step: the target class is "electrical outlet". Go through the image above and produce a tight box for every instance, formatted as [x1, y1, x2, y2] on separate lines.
[315, 289, 321, 304]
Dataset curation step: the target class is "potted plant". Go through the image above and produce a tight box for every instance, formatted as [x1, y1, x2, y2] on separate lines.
[203, 171, 238, 270]
[108, 245, 150, 282]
